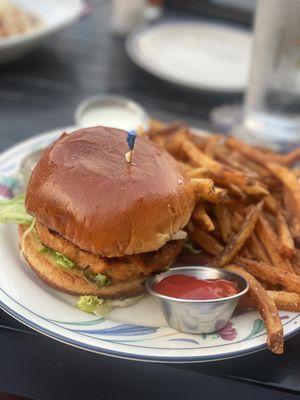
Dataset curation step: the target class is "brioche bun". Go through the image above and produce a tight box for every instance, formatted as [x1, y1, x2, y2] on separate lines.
[26, 126, 195, 257]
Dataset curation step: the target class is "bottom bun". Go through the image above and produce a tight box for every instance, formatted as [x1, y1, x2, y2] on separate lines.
[19, 226, 145, 298]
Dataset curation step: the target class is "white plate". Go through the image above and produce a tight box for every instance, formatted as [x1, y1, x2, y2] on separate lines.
[0, 0, 84, 63]
[0, 127, 299, 363]
[126, 20, 252, 92]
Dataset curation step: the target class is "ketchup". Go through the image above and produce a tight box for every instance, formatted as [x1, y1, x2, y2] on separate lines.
[153, 275, 239, 300]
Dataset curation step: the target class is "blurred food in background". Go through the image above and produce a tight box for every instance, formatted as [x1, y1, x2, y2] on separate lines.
[0, 0, 42, 38]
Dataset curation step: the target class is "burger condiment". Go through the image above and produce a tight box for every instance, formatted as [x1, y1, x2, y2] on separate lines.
[153, 274, 239, 300]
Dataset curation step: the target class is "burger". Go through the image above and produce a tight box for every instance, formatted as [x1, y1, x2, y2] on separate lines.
[16, 126, 196, 302]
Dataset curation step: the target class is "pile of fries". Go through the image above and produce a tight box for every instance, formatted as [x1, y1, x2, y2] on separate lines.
[147, 120, 300, 354]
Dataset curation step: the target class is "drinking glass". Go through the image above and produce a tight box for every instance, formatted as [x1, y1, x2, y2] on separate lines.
[212, 0, 300, 151]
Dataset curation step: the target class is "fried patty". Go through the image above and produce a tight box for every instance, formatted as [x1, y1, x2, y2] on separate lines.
[20, 225, 145, 298]
[35, 222, 182, 284]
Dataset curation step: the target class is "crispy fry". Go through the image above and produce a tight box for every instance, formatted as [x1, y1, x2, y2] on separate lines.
[239, 185, 269, 197]
[239, 290, 300, 312]
[214, 204, 231, 243]
[181, 138, 253, 186]
[226, 265, 283, 354]
[267, 162, 300, 220]
[291, 249, 300, 275]
[192, 178, 228, 203]
[192, 203, 215, 232]
[186, 167, 210, 179]
[290, 217, 300, 243]
[231, 211, 244, 232]
[276, 208, 295, 257]
[147, 121, 300, 354]
[256, 214, 294, 272]
[214, 202, 263, 266]
[238, 257, 300, 295]
[248, 233, 271, 264]
[226, 137, 268, 165]
[203, 135, 224, 157]
[188, 226, 223, 256]
[228, 184, 246, 199]
[268, 290, 300, 312]
[264, 195, 278, 213]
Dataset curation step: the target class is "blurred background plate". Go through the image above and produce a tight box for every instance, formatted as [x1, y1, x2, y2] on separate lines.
[0, 0, 84, 63]
[126, 20, 252, 92]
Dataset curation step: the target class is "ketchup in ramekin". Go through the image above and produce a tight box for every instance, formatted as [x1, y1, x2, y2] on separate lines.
[153, 274, 239, 300]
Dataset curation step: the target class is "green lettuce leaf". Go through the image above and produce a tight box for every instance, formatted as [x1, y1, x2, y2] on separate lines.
[75, 295, 112, 316]
[0, 194, 33, 225]
[83, 269, 111, 287]
[39, 246, 75, 269]
[183, 240, 202, 254]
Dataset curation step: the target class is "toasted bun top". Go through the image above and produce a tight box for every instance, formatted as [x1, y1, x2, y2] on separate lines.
[26, 126, 195, 257]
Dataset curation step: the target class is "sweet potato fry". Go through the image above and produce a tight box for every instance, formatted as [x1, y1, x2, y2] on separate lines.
[188, 226, 223, 256]
[192, 178, 228, 203]
[192, 203, 215, 232]
[255, 214, 294, 272]
[276, 208, 295, 257]
[238, 257, 300, 295]
[214, 202, 263, 266]
[214, 204, 231, 243]
[226, 265, 283, 354]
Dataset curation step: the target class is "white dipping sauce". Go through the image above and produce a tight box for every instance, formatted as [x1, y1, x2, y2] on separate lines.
[80, 104, 142, 132]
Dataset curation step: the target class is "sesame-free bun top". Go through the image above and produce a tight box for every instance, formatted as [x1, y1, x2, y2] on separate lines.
[26, 126, 196, 257]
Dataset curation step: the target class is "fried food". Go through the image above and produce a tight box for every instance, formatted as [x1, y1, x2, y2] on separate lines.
[147, 120, 300, 354]
[214, 202, 263, 267]
[239, 290, 300, 312]
[187, 226, 223, 256]
[36, 222, 182, 283]
[192, 203, 215, 232]
[226, 265, 283, 354]
[214, 204, 231, 243]
[192, 178, 228, 203]
[237, 257, 300, 294]
[256, 214, 294, 272]
[276, 207, 295, 257]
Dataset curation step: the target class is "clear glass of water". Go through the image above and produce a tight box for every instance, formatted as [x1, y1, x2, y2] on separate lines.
[234, 0, 300, 151]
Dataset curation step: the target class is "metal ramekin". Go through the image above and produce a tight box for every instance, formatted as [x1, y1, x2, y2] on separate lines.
[145, 266, 249, 334]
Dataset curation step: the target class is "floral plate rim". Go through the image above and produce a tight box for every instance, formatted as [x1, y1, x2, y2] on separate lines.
[0, 126, 299, 363]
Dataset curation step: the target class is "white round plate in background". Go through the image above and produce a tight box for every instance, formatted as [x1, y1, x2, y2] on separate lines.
[126, 20, 252, 92]
[0, 0, 84, 63]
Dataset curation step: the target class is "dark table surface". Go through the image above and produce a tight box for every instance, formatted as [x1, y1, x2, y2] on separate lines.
[0, 1, 300, 399]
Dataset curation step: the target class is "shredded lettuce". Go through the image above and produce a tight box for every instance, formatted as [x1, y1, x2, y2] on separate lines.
[83, 269, 111, 287]
[75, 295, 112, 316]
[39, 246, 75, 269]
[0, 194, 33, 225]
[183, 240, 202, 254]
[75, 294, 145, 316]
